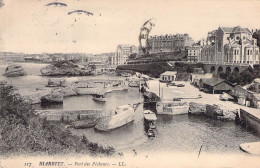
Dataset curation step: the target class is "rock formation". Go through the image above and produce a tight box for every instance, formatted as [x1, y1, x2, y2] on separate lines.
[188, 102, 207, 115]
[2, 64, 27, 77]
[188, 102, 236, 121]
[143, 91, 160, 102]
[46, 78, 66, 87]
[71, 119, 97, 129]
[40, 61, 92, 76]
[41, 90, 63, 105]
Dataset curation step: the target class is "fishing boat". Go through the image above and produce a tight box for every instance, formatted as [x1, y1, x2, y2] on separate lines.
[156, 101, 189, 115]
[177, 84, 185, 87]
[144, 110, 157, 130]
[147, 128, 155, 137]
[95, 104, 135, 131]
[143, 110, 157, 122]
[121, 72, 131, 77]
[128, 81, 140, 87]
[92, 93, 106, 102]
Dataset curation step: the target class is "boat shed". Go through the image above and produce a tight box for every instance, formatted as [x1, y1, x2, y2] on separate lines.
[160, 71, 177, 82]
[202, 77, 235, 94]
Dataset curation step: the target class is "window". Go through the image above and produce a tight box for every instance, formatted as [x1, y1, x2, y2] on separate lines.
[218, 40, 221, 52]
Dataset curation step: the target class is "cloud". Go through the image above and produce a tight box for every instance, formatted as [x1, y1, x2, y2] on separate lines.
[0, 0, 260, 54]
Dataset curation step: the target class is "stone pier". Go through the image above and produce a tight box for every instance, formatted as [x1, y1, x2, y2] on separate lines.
[35, 109, 114, 122]
[240, 108, 260, 135]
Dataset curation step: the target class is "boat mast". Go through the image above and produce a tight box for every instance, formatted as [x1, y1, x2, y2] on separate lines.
[159, 81, 161, 98]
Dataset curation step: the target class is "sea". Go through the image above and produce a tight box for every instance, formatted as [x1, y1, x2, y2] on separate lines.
[0, 62, 259, 156]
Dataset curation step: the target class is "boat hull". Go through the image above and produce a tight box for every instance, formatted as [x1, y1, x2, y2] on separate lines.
[92, 97, 106, 102]
[95, 105, 135, 131]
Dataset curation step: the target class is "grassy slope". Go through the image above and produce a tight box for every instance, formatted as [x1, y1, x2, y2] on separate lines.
[0, 82, 115, 156]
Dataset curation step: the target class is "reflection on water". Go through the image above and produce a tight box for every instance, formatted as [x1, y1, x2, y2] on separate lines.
[1, 63, 260, 155]
[63, 88, 143, 110]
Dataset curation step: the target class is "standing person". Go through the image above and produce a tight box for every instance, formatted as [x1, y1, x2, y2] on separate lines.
[140, 84, 146, 93]
[144, 80, 149, 89]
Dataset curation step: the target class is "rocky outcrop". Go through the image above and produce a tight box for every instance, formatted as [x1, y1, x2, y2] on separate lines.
[217, 106, 237, 121]
[22, 88, 51, 104]
[58, 87, 77, 97]
[41, 90, 63, 105]
[2, 64, 27, 77]
[188, 102, 236, 121]
[188, 102, 207, 115]
[40, 61, 92, 76]
[46, 78, 66, 87]
[143, 91, 160, 102]
[205, 104, 224, 118]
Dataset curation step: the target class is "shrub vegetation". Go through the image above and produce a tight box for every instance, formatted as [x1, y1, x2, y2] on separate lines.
[0, 81, 115, 156]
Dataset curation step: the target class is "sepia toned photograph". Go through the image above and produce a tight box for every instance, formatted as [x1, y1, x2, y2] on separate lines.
[0, 0, 260, 167]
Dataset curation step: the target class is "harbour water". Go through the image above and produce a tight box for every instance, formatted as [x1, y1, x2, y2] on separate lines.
[1, 63, 260, 156]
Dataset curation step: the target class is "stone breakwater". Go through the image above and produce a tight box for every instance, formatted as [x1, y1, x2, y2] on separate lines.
[36, 109, 115, 129]
[189, 102, 237, 121]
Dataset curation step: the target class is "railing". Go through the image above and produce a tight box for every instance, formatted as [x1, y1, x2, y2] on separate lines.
[199, 61, 250, 67]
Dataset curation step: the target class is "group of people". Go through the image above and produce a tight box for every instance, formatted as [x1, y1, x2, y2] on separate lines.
[140, 81, 149, 93]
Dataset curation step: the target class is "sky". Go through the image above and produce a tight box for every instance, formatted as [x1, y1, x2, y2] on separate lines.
[0, 0, 260, 54]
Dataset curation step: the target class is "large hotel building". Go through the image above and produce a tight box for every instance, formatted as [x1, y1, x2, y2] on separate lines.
[111, 44, 137, 66]
[144, 33, 194, 54]
[200, 26, 260, 64]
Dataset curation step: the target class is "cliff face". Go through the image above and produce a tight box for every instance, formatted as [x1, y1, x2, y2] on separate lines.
[40, 61, 92, 76]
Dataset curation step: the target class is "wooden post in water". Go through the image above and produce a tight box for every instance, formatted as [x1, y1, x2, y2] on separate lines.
[198, 145, 203, 159]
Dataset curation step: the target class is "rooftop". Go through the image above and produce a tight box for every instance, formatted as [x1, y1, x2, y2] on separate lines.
[161, 71, 177, 76]
[202, 77, 225, 86]
[220, 26, 252, 34]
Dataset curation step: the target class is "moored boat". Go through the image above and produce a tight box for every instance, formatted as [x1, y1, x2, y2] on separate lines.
[143, 110, 157, 122]
[156, 101, 189, 115]
[147, 128, 155, 137]
[95, 104, 135, 131]
[92, 93, 106, 102]
[128, 81, 140, 87]
[144, 110, 157, 130]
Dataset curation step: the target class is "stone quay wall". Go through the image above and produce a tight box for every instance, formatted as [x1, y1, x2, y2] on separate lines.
[240, 108, 260, 135]
[36, 109, 114, 122]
